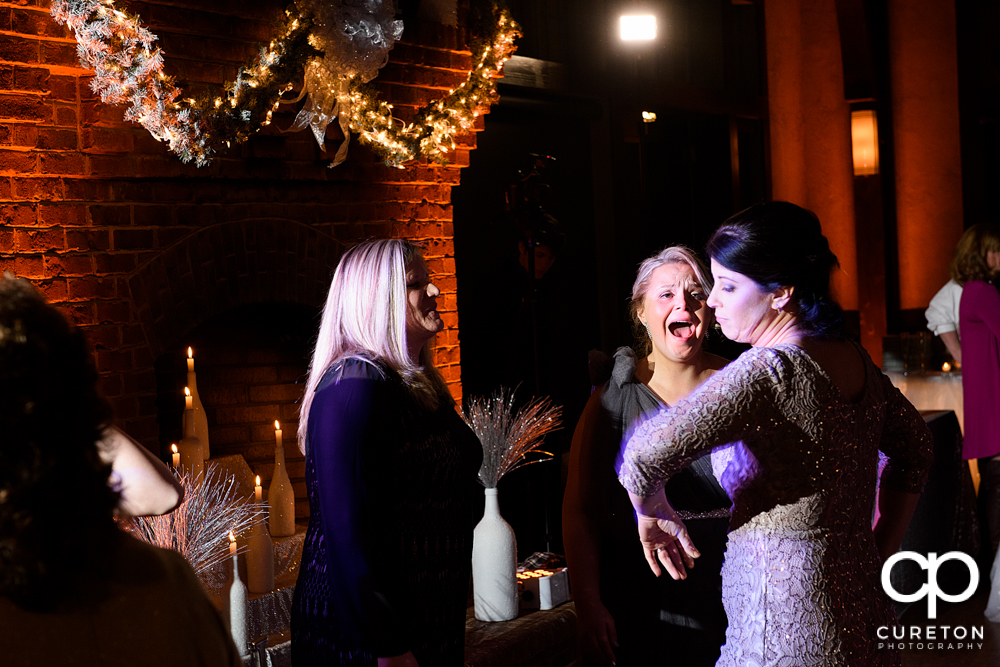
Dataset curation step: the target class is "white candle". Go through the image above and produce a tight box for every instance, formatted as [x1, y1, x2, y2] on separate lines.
[184, 387, 193, 409]
[255, 475, 262, 502]
[171, 444, 180, 468]
[229, 531, 237, 556]
[187, 347, 194, 372]
[274, 420, 283, 449]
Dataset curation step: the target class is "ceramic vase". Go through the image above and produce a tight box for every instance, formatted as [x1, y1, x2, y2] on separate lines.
[472, 487, 518, 621]
[177, 406, 204, 480]
[186, 369, 210, 459]
[224, 553, 248, 656]
[268, 442, 296, 537]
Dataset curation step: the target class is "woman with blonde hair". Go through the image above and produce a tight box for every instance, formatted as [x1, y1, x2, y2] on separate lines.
[291, 240, 481, 667]
[563, 245, 730, 666]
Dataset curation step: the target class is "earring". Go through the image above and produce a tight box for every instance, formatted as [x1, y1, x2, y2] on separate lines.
[643, 321, 651, 338]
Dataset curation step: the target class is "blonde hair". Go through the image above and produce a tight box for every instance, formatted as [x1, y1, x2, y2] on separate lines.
[951, 223, 1000, 286]
[629, 245, 714, 356]
[297, 239, 449, 454]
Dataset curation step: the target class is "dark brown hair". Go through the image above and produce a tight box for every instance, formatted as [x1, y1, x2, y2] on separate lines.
[950, 223, 1000, 286]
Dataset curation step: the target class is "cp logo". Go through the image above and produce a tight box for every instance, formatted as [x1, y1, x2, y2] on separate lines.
[882, 551, 979, 619]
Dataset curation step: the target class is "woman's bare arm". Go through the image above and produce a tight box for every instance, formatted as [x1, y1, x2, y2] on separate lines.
[99, 426, 183, 516]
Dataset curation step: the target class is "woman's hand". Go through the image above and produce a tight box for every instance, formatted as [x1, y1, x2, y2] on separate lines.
[575, 597, 618, 666]
[628, 488, 700, 580]
[377, 652, 419, 667]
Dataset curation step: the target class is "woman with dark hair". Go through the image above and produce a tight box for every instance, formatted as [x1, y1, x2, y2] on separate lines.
[618, 202, 933, 666]
[955, 223, 1000, 564]
[0, 275, 240, 666]
[563, 246, 730, 667]
[291, 240, 481, 667]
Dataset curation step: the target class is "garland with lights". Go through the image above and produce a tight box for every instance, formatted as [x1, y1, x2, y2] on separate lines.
[50, 0, 520, 168]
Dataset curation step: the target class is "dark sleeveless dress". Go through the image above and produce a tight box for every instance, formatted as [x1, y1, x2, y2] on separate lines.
[291, 359, 482, 666]
[595, 347, 731, 666]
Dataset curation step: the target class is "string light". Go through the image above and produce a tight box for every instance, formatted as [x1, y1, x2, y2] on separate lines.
[50, 0, 519, 168]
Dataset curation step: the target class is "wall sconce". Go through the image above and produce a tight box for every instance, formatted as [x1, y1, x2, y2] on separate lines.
[851, 110, 879, 176]
[620, 15, 657, 41]
[641, 111, 657, 123]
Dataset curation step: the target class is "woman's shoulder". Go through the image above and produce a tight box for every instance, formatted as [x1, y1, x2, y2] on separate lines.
[316, 356, 392, 394]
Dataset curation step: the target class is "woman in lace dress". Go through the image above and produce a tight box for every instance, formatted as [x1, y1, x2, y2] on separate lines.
[291, 240, 481, 667]
[618, 202, 933, 666]
[563, 246, 730, 667]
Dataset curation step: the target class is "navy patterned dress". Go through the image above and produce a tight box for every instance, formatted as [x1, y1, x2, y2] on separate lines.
[291, 359, 482, 666]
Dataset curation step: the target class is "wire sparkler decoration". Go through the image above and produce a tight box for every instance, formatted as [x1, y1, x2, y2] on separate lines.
[463, 388, 563, 489]
[125, 466, 265, 576]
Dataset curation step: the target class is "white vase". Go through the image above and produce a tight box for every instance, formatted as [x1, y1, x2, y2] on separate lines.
[268, 443, 296, 537]
[472, 487, 518, 621]
[224, 553, 248, 656]
[186, 369, 210, 459]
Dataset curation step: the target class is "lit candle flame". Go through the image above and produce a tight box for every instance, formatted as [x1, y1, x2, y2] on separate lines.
[171, 444, 178, 454]
[229, 531, 235, 542]
[187, 347, 193, 359]
[275, 420, 281, 430]
[942, 362, 952, 372]
[256, 475, 261, 485]
[184, 387, 191, 397]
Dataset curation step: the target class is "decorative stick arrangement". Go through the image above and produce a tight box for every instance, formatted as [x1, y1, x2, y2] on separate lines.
[126, 467, 265, 575]
[463, 389, 562, 488]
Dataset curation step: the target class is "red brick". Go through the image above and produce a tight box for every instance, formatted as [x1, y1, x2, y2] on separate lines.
[54, 105, 77, 126]
[210, 366, 278, 385]
[66, 229, 110, 252]
[0, 94, 46, 123]
[113, 228, 155, 250]
[34, 278, 68, 302]
[200, 386, 248, 406]
[39, 151, 85, 175]
[95, 348, 132, 373]
[0, 254, 44, 278]
[82, 127, 134, 153]
[89, 155, 133, 178]
[248, 383, 305, 403]
[37, 127, 77, 150]
[0, 148, 35, 172]
[57, 302, 96, 326]
[83, 324, 121, 349]
[40, 41, 79, 68]
[12, 176, 61, 200]
[89, 205, 130, 226]
[96, 300, 132, 324]
[68, 276, 117, 299]
[39, 204, 86, 227]
[0, 204, 35, 226]
[50, 75, 76, 102]
[0, 227, 11, 252]
[44, 253, 92, 277]
[0, 36, 38, 64]
[215, 404, 280, 425]
[15, 227, 63, 252]
[133, 205, 173, 226]
[12, 125, 37, 147]
[121, 324, 146, 346]
[98, 373, 123, 398]
[94, 252, 137, 275]
[210, 425, 252, 446]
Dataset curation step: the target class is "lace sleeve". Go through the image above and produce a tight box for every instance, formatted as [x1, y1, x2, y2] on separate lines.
[877, 372, 934, 493]
[618, 347, 782, 497]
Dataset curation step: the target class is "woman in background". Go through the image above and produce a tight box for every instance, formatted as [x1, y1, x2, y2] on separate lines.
[619, 202, 932, 666]
[956, 223, 1000, 564]
[291, 240, 481, 667]
[563, 246, 730, 667]
[0, 275, 239, 666]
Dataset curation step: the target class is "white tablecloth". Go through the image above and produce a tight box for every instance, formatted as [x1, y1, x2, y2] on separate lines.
[885, 371, 964, 433]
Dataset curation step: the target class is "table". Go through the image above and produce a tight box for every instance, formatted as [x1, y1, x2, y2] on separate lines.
[885, 371, 964, 432]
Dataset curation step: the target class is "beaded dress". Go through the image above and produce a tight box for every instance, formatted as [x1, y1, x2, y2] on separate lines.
[291, 359, 482, 666]
[619, 344, 933, 667]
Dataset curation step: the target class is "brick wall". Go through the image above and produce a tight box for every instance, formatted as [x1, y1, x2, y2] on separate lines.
[0, 1, 481, 508]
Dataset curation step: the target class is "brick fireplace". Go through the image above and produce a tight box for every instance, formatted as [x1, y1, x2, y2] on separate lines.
[1, 0, 481, 519]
